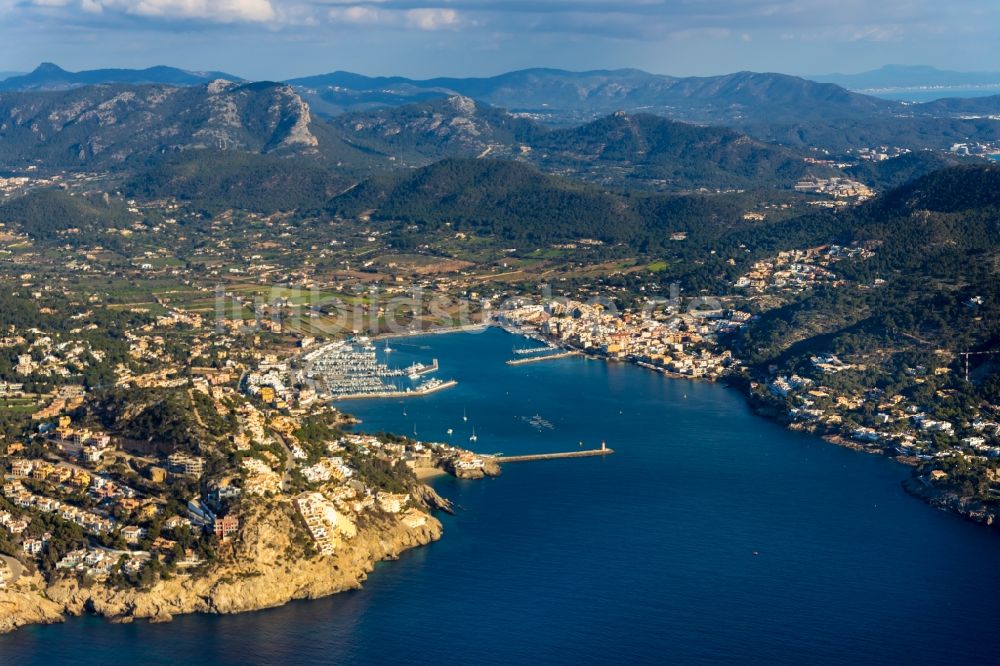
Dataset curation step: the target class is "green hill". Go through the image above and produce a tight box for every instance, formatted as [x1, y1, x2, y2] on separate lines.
[328, 158, 644, 244]
[125, 152, 357, 213]
[734, 165, 1000, 368]
[326, 157, 781, 255]
[0, 189, 132, 239]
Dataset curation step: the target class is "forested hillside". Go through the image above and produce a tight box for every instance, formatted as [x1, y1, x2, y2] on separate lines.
[734, 166, 1000, 370]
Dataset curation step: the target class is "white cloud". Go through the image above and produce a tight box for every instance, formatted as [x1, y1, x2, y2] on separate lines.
[328, 5, 381, 24]
[6, 0, 999, 47]
[405, 7, 458, 30]
[846, 25, 903, 42]
[90, 0, 276, 22]
[326, 5, 461, 30]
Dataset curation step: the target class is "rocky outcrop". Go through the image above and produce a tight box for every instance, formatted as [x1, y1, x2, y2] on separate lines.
[444, 457, 502, 480]
[0, 572, 66, 634]
[414, 482, 454, 513]
[1, 498, 443, 634]
[0, 80, 321, 167]
[902, 477, 997, 528]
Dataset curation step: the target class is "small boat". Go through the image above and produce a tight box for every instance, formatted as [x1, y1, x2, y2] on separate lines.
[446, 428, 453, 436]
[469, 427, 478, 443]
[462, 408, 468, 423]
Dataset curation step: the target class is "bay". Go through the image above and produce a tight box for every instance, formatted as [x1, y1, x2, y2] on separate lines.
[3, 327, 1000, 665]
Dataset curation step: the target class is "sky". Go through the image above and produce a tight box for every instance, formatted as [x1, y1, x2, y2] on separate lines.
[1, 0, 999, 80]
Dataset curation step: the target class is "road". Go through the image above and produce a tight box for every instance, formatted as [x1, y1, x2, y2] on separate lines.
[0, 555, 24, 585]
[269, 429, 298, 491]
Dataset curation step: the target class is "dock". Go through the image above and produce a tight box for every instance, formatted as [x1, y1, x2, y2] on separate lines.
[330, 379, 457, 401]
[495, 447, 614, 463]
[512, 346, 556, 355]
[404, 358, 438, 377]
[506, 350, 580, 366]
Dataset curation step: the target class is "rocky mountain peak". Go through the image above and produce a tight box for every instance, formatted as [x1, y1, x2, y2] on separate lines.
[447, 95, 477, 116]
[206, 79, 239, 95]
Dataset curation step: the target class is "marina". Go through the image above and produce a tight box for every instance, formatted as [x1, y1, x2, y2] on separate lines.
[328, 378, 457, 402]
[291, 339, 455, 401]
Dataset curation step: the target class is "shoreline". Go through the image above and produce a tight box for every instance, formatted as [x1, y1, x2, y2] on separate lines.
[0, 492, 448, 635]
[414, 467, 448, 480]
[0, 424, 502, 637]
[485, 320, 997, 532]
[372, 323, 489, 341]
[3, 323, 991, 636]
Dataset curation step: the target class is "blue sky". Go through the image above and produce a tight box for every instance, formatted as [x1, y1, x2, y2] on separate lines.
[1, 0, 999, 80]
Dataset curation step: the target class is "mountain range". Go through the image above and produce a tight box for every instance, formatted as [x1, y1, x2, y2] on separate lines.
[0, 63, 241, 91]
[0, 62, 997, 205]
[5, 62, 1000, 127]
[0, 78, 837, 192]
[0, 79, 326, 167]
[289, 67, 898, 125]
[329, 96, 829, 190]
[5, 63, 895, 124]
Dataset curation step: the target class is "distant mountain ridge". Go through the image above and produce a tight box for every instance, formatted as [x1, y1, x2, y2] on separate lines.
[7, 62, 998, 120]
[912, 95, 1000, 116]
[1, 76, 827, 191]
[7, 62, 999, 135]
[330, 95, 829, 190]
[289, 66, 1000, 149]
[1, 63, 997, 176]
[288, 67, 899, 124]
[0, 62, 243, 91]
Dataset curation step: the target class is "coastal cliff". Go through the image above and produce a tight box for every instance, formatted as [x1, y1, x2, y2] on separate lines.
[0, 571, 66, 634]
[902, 478, 997, 527]
[0, 496, 443, 633]
[443, 457, 502, 480]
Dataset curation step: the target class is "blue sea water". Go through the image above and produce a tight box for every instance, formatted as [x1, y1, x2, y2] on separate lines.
[868, 87, 1000, 102]
[4, 327, 1000, 665]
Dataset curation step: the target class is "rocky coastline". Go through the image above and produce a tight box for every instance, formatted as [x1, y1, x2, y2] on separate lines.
[440, 457, 502, 480]
[902, 477, 997, 528]
[1, 492, 444, 634]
